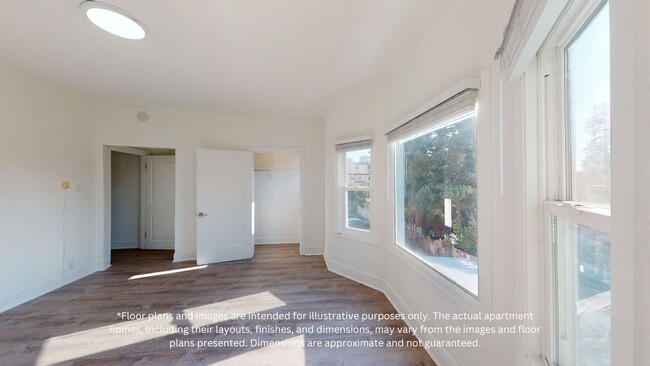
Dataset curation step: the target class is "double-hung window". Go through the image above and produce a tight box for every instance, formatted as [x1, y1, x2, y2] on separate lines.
[541, 1, 611, 365]
[336, 137, 373, 236]
[388, 88, 479, 296]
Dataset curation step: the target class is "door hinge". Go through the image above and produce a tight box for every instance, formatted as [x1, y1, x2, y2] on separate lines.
[144, 232, 147, 238]
[145, 162, 148, 169]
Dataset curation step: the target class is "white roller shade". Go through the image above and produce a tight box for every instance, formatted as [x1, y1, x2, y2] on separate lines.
[335, 137, 373, 152]
[386, 89, 478, 143]
[499, 0, 568, 83]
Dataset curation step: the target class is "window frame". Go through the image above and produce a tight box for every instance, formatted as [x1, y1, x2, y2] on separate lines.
[538, 0, 612, 364]
[392, 111, 480, 297]
[335, 136, 376, 245]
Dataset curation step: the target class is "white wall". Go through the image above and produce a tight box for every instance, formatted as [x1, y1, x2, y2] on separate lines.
[254, 153, 300, 244]
[94, 106, 325, 264]
[322, 2, 527, 365]
[0, 65, 97, 312]
[323, 4, 520, 366]
[324, 2, 650, 366]
[610, 0, 650, 364]
[325, 68, 520, 366]
[324, 83, 388, 289]
[110, 151, 140, 249]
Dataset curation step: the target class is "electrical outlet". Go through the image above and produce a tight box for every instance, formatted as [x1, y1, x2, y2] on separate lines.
[61, 181, 70, 189]
[75, 184, 81, 193]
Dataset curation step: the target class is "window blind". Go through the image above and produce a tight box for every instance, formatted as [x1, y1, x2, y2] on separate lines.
[335, 138, 373, 152]
[498, 0, 567, 83]
[386, 88, 478, 143]
[500, 0, 543, 81]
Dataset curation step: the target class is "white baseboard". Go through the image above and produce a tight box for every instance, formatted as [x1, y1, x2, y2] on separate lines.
[173, 251, 196, 263]
[111, 240, 139, 249]
[525, 355, 550, 366]
[324, 252, 457, 366]
[324, 254, 385, 293]
[383, 281, 458, 366]
[0, 262, 98, 314]
[254, 236, 299, 244]
[301, 246, 324, 255]
[144, 243, 175, 250]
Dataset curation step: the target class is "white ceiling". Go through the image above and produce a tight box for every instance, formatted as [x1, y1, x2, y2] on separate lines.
[0, 0, 509, 117]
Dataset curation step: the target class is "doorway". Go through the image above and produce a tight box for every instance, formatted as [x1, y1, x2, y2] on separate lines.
[108, 146, 176, 265]
[194, 146, 307, 265]
[253, 152, 301, 246]
[249, 147, 306, 255]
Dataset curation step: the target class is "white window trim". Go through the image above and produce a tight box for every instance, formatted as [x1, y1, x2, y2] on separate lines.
[536, 0, 611, 364]
[335, 135, 376, 246]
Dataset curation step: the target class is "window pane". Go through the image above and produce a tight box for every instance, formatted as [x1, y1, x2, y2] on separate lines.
[566, 3, 610, 207]
[395, 114, 478, 295]
[346, 190, 370, 230]
[555, 217, 611, 366]
[346, 149, 371, 188]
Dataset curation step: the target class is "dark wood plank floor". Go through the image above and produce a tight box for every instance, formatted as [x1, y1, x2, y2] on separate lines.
[0, 244, 435, 366]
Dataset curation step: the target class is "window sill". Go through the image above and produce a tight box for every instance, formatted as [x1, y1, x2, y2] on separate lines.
[392, 244, 479, 301]
[336, 231, 378, 246]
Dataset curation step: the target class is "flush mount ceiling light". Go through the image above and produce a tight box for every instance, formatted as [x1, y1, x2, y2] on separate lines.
[80, 1, 147, 40]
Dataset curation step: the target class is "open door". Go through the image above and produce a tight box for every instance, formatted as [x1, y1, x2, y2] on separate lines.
[144, 156, 176, 250]
[196, 148, 254, 264]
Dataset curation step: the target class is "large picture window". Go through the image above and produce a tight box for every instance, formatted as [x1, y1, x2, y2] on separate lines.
[390, 88, 479, 296]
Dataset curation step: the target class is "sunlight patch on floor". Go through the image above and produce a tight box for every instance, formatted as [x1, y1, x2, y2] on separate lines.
[36, 292, 288, 364]
[184, 291, 287, 327]
[209, 335, 306, 366]
[128, 265, 208, 280]
[36, 314, 176, 365]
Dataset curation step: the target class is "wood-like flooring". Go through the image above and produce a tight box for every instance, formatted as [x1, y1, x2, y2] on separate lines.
[0, 244, 435, 366]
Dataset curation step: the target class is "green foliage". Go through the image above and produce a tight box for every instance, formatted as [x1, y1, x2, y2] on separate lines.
[348, 191, 369, 211]
[576, 102, 611, 204]
[402, 116, 478, 255]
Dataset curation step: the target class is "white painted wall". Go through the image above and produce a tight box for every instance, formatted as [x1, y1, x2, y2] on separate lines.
[254, 153, 300, 244]
[110, 151, 140, 249]
[324, 83, 387, 288]
[610, 0, 650, 364]
[0, 65, 97, 312]
[325, 67, 518, 366]
[94, 106, 325, 264]
[323, 3, 520, 364]
[324, 2, 650, 366]
[1, 2, 647, 362]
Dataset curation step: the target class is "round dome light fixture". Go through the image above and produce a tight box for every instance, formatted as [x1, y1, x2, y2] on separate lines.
[80, 1, 147, 40]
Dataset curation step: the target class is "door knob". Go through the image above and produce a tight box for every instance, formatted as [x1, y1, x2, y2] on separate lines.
[197, 212, 208, 217]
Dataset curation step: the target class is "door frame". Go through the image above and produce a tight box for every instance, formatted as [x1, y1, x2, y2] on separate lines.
[249, 146, 307, 255]
[103, 146, 150, 265]
[102, 145, 177, 267]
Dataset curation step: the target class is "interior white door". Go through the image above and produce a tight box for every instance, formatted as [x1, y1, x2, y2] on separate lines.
[196, 148, 254, 264]
[144, 156, 175, 250]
